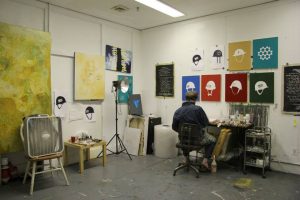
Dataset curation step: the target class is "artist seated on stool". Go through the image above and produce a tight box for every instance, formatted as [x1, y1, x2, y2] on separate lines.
[172, 91, 216, 169]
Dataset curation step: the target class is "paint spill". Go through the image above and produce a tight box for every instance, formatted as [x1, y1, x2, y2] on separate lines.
[211, 191, 225, 200]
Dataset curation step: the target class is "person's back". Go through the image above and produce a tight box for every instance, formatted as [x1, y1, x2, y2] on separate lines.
[172, 91, 215, 170]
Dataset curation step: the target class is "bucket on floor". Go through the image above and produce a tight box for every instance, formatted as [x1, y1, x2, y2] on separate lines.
[154, 125, 178, 158]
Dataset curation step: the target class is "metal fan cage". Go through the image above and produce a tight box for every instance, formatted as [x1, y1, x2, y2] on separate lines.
[21, 115, 64, 158]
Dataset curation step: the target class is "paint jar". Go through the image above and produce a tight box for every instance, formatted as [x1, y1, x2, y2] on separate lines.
[1, 157, 8, 166]
[71, 136, 76, 143]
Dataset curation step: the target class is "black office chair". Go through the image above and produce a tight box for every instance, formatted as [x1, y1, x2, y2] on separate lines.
[173, 123, 204, 178]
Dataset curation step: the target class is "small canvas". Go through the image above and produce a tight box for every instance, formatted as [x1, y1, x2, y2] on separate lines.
[123, 127, 142, 156]
[128, 94, 143, 116]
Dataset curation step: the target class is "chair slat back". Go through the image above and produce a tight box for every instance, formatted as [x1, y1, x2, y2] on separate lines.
[178, 123, 203, 151]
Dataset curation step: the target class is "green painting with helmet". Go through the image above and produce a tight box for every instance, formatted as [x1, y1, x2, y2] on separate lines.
[250, 72, 274, 103]
[0, 22, 51, 153]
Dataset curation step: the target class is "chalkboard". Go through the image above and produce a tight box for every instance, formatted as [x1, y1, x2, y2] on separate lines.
[156, 64, 174, 97]
[283, 65, 300, 114]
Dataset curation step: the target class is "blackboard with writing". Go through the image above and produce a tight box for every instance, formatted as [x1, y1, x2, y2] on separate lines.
[156, 64, 174, 97]
[283, 65, 300, 113]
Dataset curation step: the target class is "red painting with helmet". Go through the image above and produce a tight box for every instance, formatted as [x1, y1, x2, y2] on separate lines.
[201, 74, 221, 101]
[225, 73, 248, 102]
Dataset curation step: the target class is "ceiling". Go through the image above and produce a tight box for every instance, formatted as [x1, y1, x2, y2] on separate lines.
[41, 0, 279, 30]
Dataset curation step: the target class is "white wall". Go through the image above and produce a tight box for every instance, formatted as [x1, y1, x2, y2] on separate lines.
[141, 0, 300, 174]
[0, 0, 142, 166]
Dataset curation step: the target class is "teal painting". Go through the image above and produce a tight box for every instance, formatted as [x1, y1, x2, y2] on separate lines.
[117, 75, 133, 103]
[253, 37, 278, 69]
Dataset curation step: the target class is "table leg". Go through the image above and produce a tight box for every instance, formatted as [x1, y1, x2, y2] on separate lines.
[79, 147, 84, 174]
[86, 148, 90, 161]
[102, 143, 106, 166]
[64, 146, 68, 166]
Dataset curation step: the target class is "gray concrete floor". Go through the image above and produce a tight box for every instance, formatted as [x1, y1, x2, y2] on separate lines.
[0, 154, 300, 200]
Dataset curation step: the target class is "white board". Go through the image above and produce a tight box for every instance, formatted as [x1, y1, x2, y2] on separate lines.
[123, 127, 141, 156]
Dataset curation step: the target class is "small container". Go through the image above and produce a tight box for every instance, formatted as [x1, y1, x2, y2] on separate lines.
[1, 157, 8, 166]
[71, 136, 76, 143]
[211, 155, 217, 174]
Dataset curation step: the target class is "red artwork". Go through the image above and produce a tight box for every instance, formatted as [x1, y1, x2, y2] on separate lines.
[201, 74, 221, 101]
[225, 73, 248, 102]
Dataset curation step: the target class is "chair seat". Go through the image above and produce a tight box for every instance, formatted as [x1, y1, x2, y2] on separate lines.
[26, 153, 63, 161]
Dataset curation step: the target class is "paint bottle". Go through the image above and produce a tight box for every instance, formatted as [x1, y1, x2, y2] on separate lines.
[211, 155, 217, 174]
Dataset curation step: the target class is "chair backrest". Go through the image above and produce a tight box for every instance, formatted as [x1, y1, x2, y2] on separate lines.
[177, 123, 203, 151]
[20, 115, 64, 158]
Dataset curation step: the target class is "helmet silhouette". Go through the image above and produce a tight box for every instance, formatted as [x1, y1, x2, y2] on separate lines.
[233, 49, 246, 57]
[85, 106, 94, 120]
[205, 81, 216, 96]
[213, 50, 222, 64]
[186, 81, 196, 92]
[230, 80, 242, 95]
[192, 54, 201, 65]
[56, 96, 66, 109]
[255, 81, 268, 95]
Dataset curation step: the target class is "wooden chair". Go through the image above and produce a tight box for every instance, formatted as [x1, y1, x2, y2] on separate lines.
[20, 115, 70, 195]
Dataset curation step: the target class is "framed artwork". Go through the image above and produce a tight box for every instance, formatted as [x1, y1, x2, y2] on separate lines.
[225, 73, 248, 102]
[250, 72, 274, 103]
[201, 74, 221, 101]
[182, 76, 200, 101]
[74, 52, 105, 100]
[156, 63, 174, 97]
[0, 22, 51, 153]
[118, 75, 133, 103]
[209, 45, 225, 69]
[105, 44, 132, 73]
[253, 37, 278, 69]
[283, 65, 300, 114]
[191, 48, 204, 71]
[228, 41, 252, 71]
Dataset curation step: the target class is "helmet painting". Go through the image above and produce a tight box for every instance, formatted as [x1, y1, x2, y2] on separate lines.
[186, 81, 196, 92]
[192, 54, 201, 66]
[85, 106, 94, 120]
[205, 81, 216, 96]
[213, 50, 222, 64]
[230, 80, 242, 95]
[255, 81, 268, 95]
[233, 48, 246, 63]
[56, 96, 66, 109]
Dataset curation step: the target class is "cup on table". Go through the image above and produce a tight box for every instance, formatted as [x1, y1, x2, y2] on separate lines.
[71, 136, 76, 143]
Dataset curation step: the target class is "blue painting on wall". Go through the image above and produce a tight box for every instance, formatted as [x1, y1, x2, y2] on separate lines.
[253, 37, 278, 69]
[182, 76, 200, 101]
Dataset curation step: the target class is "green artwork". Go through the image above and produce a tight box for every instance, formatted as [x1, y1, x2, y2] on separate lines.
[0, 22, 51, 153]
[250, 72, 274, 103]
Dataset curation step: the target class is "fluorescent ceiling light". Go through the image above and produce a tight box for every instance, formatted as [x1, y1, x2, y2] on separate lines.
[135, 0, 184, 18]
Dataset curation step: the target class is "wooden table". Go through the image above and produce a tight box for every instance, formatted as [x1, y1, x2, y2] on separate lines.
[64, 140, 106, 174]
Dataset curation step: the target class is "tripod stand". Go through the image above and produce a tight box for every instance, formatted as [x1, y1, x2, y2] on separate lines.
[98, 83, 132, 160]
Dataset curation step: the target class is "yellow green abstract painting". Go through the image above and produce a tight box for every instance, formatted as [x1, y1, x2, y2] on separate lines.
[0, 22, 51, 153]
[74, 52, 105, 100]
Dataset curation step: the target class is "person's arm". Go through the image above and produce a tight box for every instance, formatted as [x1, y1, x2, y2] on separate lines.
[198, 107, 209, 127]
[172, 112, 180, 132]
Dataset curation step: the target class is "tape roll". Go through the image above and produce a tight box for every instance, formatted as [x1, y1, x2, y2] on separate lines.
[154, 125, 178, 158]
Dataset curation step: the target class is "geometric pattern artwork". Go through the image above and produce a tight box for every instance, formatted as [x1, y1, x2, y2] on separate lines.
[0, 22, 51, 153]
[182, 76, 200, 101]
[74, 52, 105, 100]
[105, 45, 132, 73]
[118, 75, 133, 103]
[253, 37, 278, 69]
[209, 45, 225, 69]
[228, 41, 252, 71]
[250, 72, 274, 103]
[201, 74, 221, 101]
[225, 73, 248, 102]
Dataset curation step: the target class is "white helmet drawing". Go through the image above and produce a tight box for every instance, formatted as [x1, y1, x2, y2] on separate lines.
[233, 48, 246, 63]
[255, 81, 268, 95]
[186, 81, 196, 92]
[205, 81, 216, 96]
[230, 80, 242, 95]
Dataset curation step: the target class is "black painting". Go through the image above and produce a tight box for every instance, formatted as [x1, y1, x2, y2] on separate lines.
[283, 65, 300, 113]
[156, 64, 174, 97]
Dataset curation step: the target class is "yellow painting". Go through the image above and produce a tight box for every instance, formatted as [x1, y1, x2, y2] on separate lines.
[74, 52, 105, 100]
[0, 22, 51, 153]
[228, 41, 252, 71]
